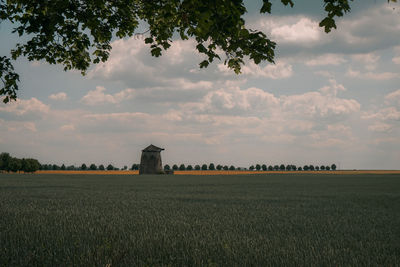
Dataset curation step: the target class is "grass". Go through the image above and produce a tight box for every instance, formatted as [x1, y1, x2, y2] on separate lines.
[0, 173, 399, 266]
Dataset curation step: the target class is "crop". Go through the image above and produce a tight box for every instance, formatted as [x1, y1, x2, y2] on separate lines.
[1, 173, 399, 266]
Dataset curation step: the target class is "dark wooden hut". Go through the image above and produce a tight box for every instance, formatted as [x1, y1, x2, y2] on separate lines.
[139, 144, 164, 174]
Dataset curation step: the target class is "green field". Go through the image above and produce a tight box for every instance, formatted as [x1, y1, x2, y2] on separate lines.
[1, 173, 399, 266]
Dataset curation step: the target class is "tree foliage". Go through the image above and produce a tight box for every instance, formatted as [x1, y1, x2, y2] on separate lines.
[0, 152, 40, 173]
[89, 163, 97, 170]
[106, 164, 114, 170]
[0, 0, 370, 103]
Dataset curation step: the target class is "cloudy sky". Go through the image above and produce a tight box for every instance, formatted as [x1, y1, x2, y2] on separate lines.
[0, 0, 399, 169]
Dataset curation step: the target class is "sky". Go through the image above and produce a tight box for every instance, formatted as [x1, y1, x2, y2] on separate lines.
[0, 0, 399, 169]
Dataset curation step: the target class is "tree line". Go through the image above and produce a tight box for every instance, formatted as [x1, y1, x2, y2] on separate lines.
[0, 152, 40, 173]
[1, 151, 337, 173]
[41, 163, 129, 171]
[163, 163, 337, 171]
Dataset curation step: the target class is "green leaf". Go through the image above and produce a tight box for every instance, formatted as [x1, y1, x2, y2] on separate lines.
[144, 37, 153, 44]
[260, 1, 272, 13]
[151, 47, 162, 57]
[319, 17, 336, 33]
[199, 60, 209, 68]
[196, 43, 207, 53]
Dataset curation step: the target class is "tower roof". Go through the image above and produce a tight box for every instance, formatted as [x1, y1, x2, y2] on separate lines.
[142, 144, 164, 152]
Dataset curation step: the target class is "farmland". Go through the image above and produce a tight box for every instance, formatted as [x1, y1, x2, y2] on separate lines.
[1, 173, 399, 266]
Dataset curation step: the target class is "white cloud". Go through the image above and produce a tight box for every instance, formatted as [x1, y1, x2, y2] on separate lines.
[363, 107, 400, 121]
[385, 89, 400, 106]
[88, 38, 203, 88]
[0, 97, 50, 116]
[179, 80, 360, 125]
[250, 4, 400, 58]
[305, 54, 346, 66]
[269, 17, 322, 45]
[184, 86, 280, 115]
[319, 79, 346, 97]
[80, 86, 135, 106]
[314, 70, 334, 78]
[84, 112, 151, 122]
[49, 92, 67, 101]
[281, 91, 360, 120]
[351, 53, 380, 71]
[60, 124, 75, 131]
[24, 122, 37, 132]
[218, 61, 292, 79]
[346, 68, 398, 80]
[368, 123, 392, 133]
[393, 46, 400, 64]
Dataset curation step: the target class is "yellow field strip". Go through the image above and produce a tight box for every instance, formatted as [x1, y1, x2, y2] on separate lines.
[33, 170, 400, 175]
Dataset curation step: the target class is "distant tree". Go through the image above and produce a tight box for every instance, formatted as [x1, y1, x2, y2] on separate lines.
[164, 164, 170, 171]
[315, 166, 320, 171]
[268, 165, 273, 171]
[262, 164, 267, 171]
[99, 164, 105, 170]
[274, 165, 279, 171]
[326, 166, 331, 171]
[187, 165, 193, 170]
[216, 164, 223, 170]
[179, 164, 186, 170]
[131, 164, 139, 170]
[201, 164, 208, 170]
[22, 158, 40, 173]
[61, 164, 66, 170]
[89, 164, 97, 170]
[309, 165, 315, 171]
[41, 164, 49, 170]
[195, 165, 201, 170]
[280, 164, 285, 171]
[249, 165, 255, 171]
[172, 164, 178, 170]
[223, 165, 229, 170]
[106, 164, 114, 171]
[0, 152, 11, 171]
[123, 165, 128, 170]
[298, 167, 302, 171]
[52, 164, 60, 170]
[256, 164, 261, 171]
[67, 165, 75, 170]
[286, 165, 291, 171]
[303, 165, 309, 171]
[114, 167, 120, 170]
[331, 164, 337, 170]
[81, 164, 87, 170]
[229, 165, 235, 170]
[209, 163, 215, 170]
[320, 165, 325, 170]
[291, 165, 297, 171]
[20, 158, 27, 172]
[8, 157, 22, 172]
